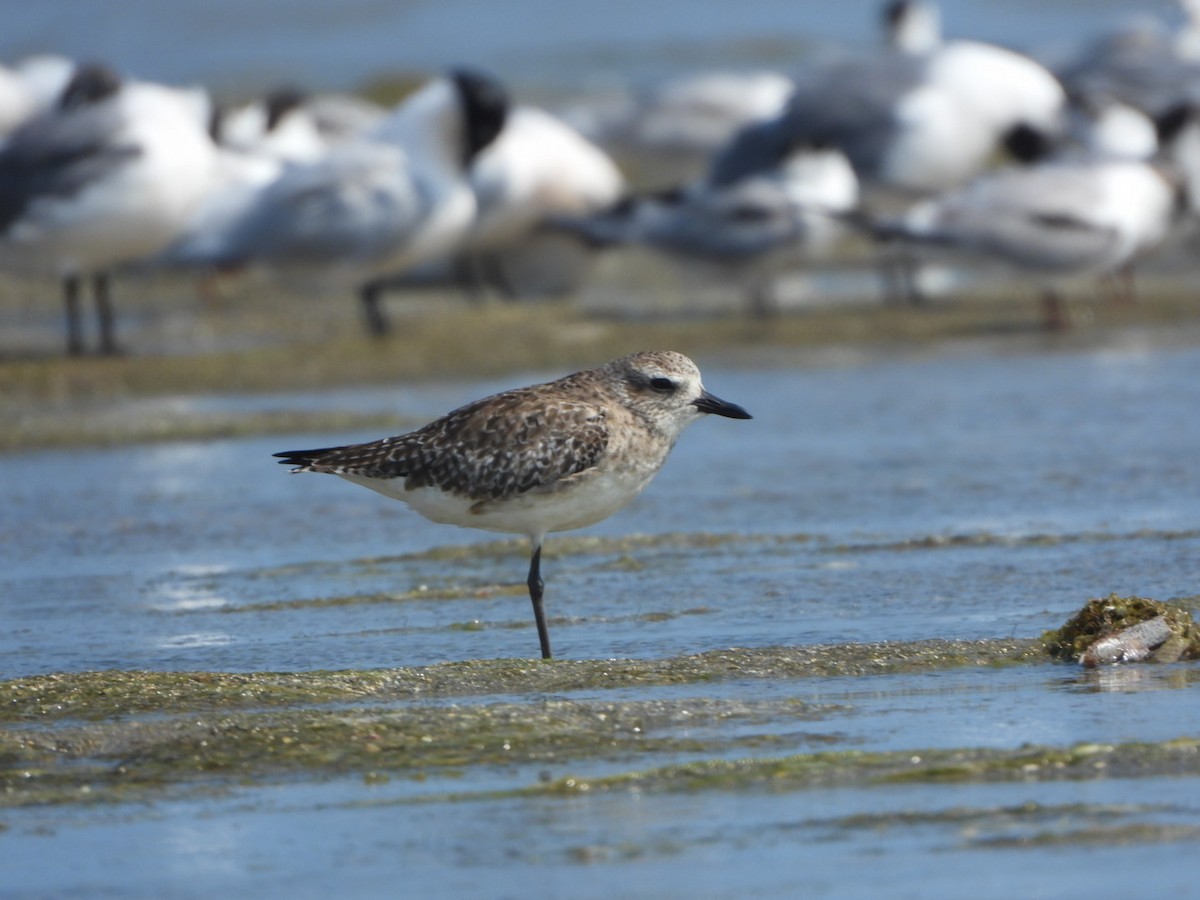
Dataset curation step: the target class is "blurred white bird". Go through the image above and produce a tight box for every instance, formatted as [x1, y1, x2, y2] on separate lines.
[1065, 93, 1160, 162]
[712, 3, 1065, 199]
[0, 62, 219, 354]
[454, 104, 624, 297]
[868, 105, 1195, 326]
[563, 70, 794, 187]
[217, 86, 384, 165]
[0, 65, 35, 138]
[884, 0, 943, 55]
[218, 86, 329, 163]
[1054, 2, 1200, 118]
[207, 69, 508, 335]
[155, 146, 284, 275]
[0, 55, 74, 141]
[160, 88, 391, 279]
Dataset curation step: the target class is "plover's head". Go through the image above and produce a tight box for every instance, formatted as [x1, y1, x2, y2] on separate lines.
[605, 350, 752, 436]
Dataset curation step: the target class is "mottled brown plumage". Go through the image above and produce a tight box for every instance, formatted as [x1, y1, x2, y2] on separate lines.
[274, 350, 752, 659]
[280, 385, 610, 502]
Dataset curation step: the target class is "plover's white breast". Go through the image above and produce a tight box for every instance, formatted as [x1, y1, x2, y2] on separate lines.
[343, 459, 662, 537]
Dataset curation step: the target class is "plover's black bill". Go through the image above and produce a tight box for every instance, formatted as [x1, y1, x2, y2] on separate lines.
[693, 389, 752, 419]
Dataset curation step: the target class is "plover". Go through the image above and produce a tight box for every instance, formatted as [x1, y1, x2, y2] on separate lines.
[273, 350, 752, 660]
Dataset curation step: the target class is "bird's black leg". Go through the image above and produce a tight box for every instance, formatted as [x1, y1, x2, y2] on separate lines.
[63, 275, 84, 355]
[482, 253, 518, 301]
[93, 273, 118, 355]
[746, 276, 776, 319]
[359, 279, 390, 337]
[452, 254, 489, 303]
[1040, 287, 1069, 332]
[527, 543, 552, 660]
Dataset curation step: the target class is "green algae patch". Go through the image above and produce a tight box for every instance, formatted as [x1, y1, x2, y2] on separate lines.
[814, 801, 1200, 849]
[236, 583, 527, 614]
[1042, 594, 1200, 664]
[2, 406, 416, 453]
[389, 531, 797, 564]
[974, 823, 1200, 848]
[0, 697, 830, 808]
[0, 670, 400, 723]
[531, 738, 1200, 797]
[835, 527, 1200, 556]
[0, 638, 1038, 724]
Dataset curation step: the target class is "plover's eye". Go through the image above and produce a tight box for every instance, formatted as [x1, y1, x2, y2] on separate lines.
[648, 376, 676, 393]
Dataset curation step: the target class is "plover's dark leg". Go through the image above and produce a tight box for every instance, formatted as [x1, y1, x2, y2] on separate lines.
[63, 275, 84, 356]
[93, 273, 118, 355]
[526, 542, 552, 660]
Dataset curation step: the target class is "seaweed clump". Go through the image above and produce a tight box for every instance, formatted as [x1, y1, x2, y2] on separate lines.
[1042, 594, 1200, 665]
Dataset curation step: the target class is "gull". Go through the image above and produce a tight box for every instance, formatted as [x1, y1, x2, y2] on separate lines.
[882, 162, 1181, 274]
[711, 3, 1065, 198]
[154, 135, 284, 274]
[1064, 93, 1160, 162]
[273, 350, 752, 660]
[0, 55, 74, 141]
[884, 0, 943, 55]
[0, 62, 218, 354]
[457, 104, 625, 297]
[209, 69, 507, 336]
[0, 64, 36, 138]
[868, 105, 1195, 324]
[218, 86, 330, 163]
[567, 69, 794, 186]
[555, 139, 859, 316]
[1054, 2, 1200, 117]
[215, 87, 382, 164]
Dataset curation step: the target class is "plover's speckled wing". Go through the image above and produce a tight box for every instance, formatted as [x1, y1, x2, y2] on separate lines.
[275, 386, 610, 503]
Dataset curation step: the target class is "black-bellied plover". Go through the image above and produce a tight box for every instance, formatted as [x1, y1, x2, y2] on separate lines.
[273, 350, 751, 660]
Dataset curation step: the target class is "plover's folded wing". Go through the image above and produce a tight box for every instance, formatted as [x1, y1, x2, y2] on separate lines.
[278, 388, 611, 502]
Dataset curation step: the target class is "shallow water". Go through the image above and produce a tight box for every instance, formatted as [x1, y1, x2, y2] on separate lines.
[0, 0, 1176, 96]
[3, 337, 1200, 897]
[3, 0, 1200, 894]
[6, 337, 1200, 673]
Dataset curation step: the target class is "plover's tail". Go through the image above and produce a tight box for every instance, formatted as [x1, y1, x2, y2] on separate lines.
[272, 447, 344, 470]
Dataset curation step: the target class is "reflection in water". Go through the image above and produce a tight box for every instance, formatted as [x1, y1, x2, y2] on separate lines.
[165, 821, 245, 879]
[1068, 664, 1200, 694]
[156, 632, 236, 649]
[145, 564, 234, 612]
